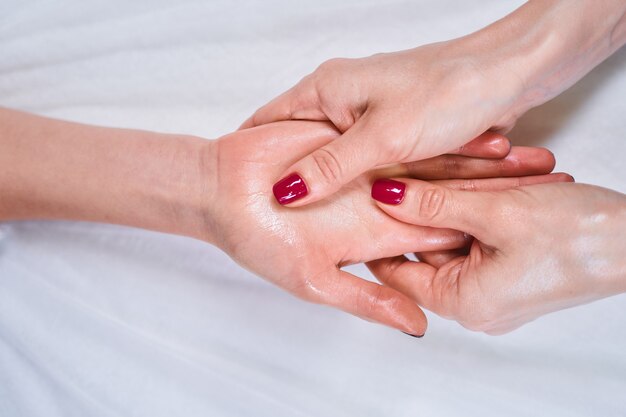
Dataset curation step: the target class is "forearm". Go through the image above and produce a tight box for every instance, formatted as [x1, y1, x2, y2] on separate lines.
[0, 108, 216, 241]
[460, 0, 626, 112]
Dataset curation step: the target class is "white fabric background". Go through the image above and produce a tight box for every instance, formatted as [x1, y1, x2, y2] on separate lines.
[1, 1, 625, 416]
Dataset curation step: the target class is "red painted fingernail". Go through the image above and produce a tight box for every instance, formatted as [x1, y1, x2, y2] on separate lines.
[371, 179, 406, 205]
[273, 173, 308, 205]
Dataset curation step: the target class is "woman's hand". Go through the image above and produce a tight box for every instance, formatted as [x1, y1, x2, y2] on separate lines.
[242, 1, 626, 208]
[243, 44, 524, 207]
[207, 121, 569, 335]
[368, 179, 626, 335]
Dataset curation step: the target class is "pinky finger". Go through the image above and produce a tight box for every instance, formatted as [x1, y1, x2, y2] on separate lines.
[306, 268, 428, 337]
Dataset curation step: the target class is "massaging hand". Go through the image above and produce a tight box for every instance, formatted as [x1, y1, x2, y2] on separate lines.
[241, 1, 626, 207]
[243, 45, 524, 207]
[211, 121, 568, 335]
[368, 179, 626, 335]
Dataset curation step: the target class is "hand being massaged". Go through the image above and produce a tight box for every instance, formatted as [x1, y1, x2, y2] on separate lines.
[211, 122, 568, 336]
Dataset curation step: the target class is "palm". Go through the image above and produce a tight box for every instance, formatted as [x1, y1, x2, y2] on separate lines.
[208, 120, 477, 334]
[213, 121, 463, 295]
[209, 120, 568, 334]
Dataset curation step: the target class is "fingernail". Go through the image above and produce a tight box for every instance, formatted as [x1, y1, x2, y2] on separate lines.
[371, 179, 406, 205]
[273, 173, 308, 205]
[402, 331, 425, 338]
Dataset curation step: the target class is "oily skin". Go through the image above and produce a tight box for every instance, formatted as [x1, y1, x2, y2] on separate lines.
[368, 180, 626, 335]
[242, 0, 626, 207]
[2, 3, 623, 336]
[209, 121, 569, 334]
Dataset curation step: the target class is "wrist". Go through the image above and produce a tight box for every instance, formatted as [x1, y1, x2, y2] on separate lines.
[459, 0, 626, 115]
[185, 137, 220, 244]
[151, 134, 220, 244]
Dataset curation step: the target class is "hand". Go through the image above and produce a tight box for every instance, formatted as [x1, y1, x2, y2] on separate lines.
[208, 120, 569, 335]
[242, 44, 524, 207]
[241, 1, 626, 208]
[367, 179, 626, 335]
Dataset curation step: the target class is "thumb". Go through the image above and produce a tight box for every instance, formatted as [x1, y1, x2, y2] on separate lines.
[371, 178, 501, 241]
[272, 118, 388, 207]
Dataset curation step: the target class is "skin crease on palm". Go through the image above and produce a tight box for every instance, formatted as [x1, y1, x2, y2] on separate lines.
[368, 180, 626, 335]
[210, 120, 571, 335]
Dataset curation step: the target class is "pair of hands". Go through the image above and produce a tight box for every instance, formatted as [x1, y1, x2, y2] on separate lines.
[2, 2, 623, 337]
[210, 121, 626, 337]
[212, 17, 626, 334]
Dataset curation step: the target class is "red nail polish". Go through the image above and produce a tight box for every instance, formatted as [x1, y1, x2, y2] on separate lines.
[273, 173, 308, 205]
[371, 179, 406, 205]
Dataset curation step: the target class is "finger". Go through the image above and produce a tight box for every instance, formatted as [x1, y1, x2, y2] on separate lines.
[239, 89, 297, 130]
[431, 172, 574, 191]
[369, 222, 471, 261]
[239, 115, 258, 130]
[272, 116, 387, 207]
[366, 255, 461, 318]
[239, 80, 324, 130]
[415, 251, 459, 268]
[450, 131, 511, 158]
[415, 244, 472, 268]
[371, 177, 499, 241]
[308, 268, 428, 337]
[415, 174, 572, 264]
[404, 146, 557, 180]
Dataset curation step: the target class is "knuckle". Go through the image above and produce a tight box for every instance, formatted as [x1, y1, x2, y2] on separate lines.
[429, 262, 461, 318]
[417, 187, 448, 221]
[292, 275, 325, 304]
[357, 284, 384, 317]
[312, 148, 344, 186]
[381, 120, 425, 161]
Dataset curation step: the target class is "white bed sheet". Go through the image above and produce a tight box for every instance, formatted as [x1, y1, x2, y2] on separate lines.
[0, 1, 625, 416]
